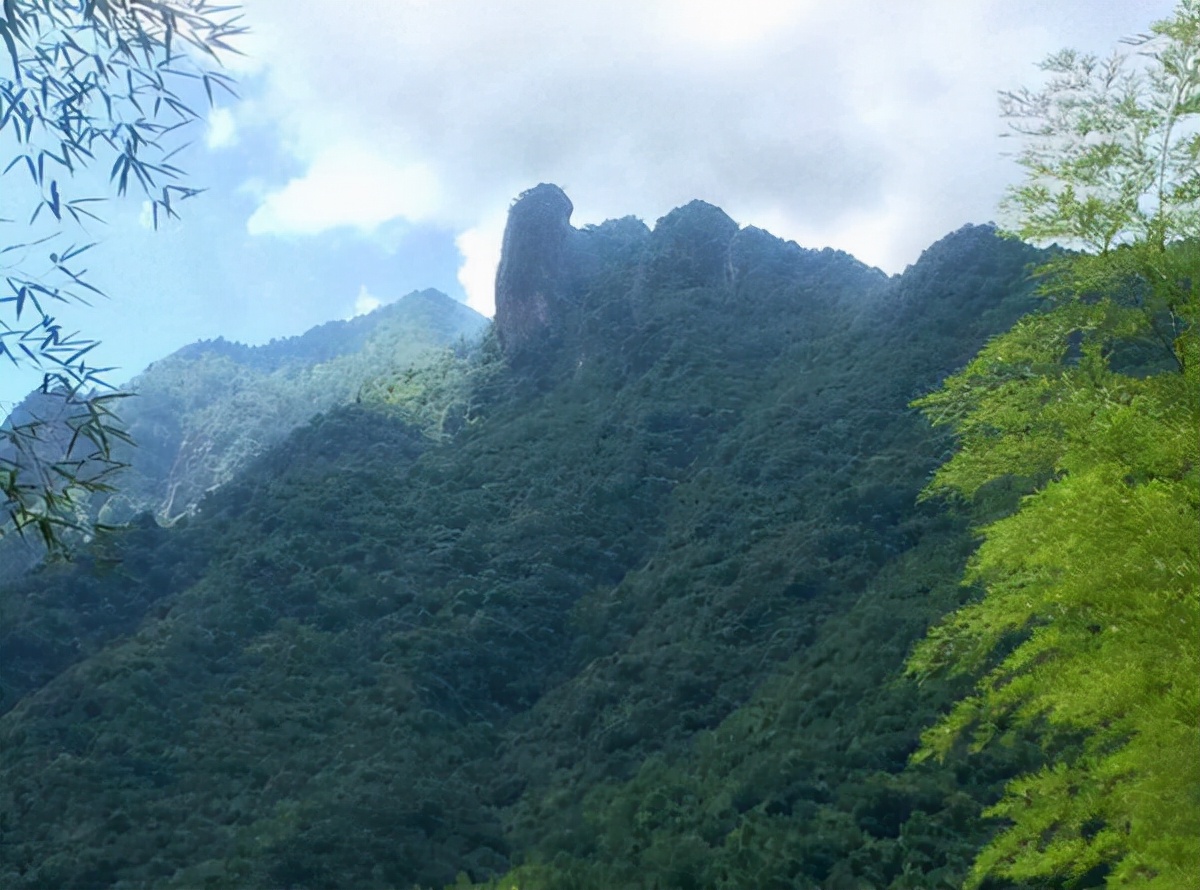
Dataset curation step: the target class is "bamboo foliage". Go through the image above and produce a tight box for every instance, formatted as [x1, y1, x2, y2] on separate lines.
[0, 0, 242, 554]
[910, 4, 1200, 885]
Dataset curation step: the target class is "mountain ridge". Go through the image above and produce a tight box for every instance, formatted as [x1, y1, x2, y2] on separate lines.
[493, 184, 894, 373]
[0, 289, 488, 581]
[0, 187, 1050, 889]
[168, 288, 482, 373]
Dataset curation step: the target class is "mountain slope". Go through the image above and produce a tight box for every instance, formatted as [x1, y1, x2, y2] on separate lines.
[105, 288, 488, 525]
[0, 290, 486, 583]
[0, 186, 1045, 889]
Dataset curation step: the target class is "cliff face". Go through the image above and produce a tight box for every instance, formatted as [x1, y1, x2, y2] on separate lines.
[493, 184, 579, 360]
[492, 190, 746, 358]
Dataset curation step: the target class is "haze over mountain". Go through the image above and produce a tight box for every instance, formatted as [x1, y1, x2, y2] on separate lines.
[0, 186, 1051, 889]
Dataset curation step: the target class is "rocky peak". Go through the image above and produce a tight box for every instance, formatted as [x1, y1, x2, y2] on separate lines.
[493, 184, 579, 360]
[644, 200, 740, 289]
[492, 186, 892, 368]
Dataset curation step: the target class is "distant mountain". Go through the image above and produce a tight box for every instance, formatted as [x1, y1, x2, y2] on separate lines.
[0, 187, 1050, 889]
[0, 289, 486, 578]
[171, 288, 485, 374]
[103, 288, 487, 526]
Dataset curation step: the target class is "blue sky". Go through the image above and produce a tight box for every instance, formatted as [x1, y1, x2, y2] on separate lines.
[0, 0, 1175, 411]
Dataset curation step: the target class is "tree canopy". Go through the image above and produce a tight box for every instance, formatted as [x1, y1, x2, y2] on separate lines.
[0, 0, 242, 554]
[910, 3, 1199, 886]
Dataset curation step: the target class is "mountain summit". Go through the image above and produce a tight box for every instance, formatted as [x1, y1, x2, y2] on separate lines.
[493, 184, 893, 374]
[494, 183, 580, 359]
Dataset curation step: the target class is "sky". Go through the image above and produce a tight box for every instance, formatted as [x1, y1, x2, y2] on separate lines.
[0, 0, 1176, 410]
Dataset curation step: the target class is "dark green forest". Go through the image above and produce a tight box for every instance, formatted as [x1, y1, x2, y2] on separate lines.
[1, 1, 1197, 886]
[1, 188, 1063, 889]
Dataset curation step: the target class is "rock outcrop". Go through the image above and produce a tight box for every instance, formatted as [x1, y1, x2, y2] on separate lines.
[493, 184, 580, 360]
[492, 185, 892, 370]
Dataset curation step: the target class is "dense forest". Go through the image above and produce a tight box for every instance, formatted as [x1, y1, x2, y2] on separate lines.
[0, 289, 486, 583]
[3, 186, 1056, 888]
[0, 4, 1196, 889]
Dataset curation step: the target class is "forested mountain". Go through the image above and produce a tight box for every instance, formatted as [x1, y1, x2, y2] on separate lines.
[0, 290, 487, 580]
[101, 288, 487, 526]
[0, 185, 1051, 889]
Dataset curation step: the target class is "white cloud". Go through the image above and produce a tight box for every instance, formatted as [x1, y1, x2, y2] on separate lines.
[205, 107, 239, 150]
[455, 214, 507, 317]
[237, 0, 1172, 285]
[350, 284, 383, 318]
[661, 0, 815, 50]
[245, 144, 441, 236]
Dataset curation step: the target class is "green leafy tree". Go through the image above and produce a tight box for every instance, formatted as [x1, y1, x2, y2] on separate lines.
[0, 0, 242, 553]
[909, 3, 1199, 887]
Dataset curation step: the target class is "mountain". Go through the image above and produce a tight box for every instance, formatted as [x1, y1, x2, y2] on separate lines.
[0, 186, 1047, 889]
[0, 290, 487, 581]
[103, 287, 488, 526]
[169, 288, 487, 374]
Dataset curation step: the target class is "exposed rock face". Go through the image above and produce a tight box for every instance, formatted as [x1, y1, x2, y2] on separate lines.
[493, 184, 579, 360]
[491, 186, 890, 370]
[494, 188, 748, 366]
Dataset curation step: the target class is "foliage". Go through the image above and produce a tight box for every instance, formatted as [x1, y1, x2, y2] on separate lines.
[0, 289, 484, 590]
[103, 288, 487, 526]
[910, 4, 1200, 886]
[358, 326, 499, 444]
[0, 204, 1049, 888]
[0, 0, 242, 554]
[1000, 1, 1199, 251]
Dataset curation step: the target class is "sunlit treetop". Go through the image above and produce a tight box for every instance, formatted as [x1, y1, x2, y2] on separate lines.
[1000, 0, 1199, 252]
[909, 3, 1199, 887]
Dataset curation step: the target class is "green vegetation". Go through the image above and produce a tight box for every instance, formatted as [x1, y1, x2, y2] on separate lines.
[0, 289, 485, 585]
[1, 12, 1192, 885]
[910, 4, 1200, 886]
[0, 207, 1047, 888]
[101, 288, 487, 526]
